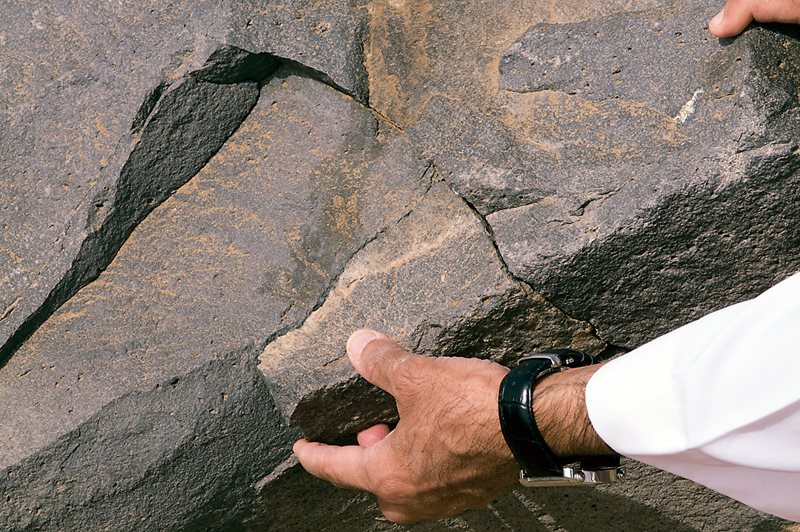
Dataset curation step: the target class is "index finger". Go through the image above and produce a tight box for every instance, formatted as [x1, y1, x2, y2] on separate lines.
[293, 439, 373, 491]
[346, 329, 416, 396]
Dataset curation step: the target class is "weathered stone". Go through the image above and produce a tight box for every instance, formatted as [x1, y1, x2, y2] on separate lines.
[394, 0, 672, 216]
[0, 0, 368, 364]
[500, 2, 722, 114]
[245, 458, 783, 531]
[364, 0, 667, 128]
[259, 181, 603, 442]
[227, 0, 369, 100]
[0, 72, 428, 529]
[409, 95, 556, 215]
[486, 5, 800, 346]
[2, 0, 797, 528]
[1, 347, 295, 531]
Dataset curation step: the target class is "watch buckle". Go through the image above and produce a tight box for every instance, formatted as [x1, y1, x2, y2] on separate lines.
[518, 349, 595, 369]
[519, 465, 625, 487]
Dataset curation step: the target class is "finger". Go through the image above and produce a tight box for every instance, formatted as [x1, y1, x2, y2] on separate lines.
[709, 0, 755, 38]
[293, 439, 372, 491]
[709, 0, 800, 38]
[357, 424, 391, 447]
[346, 329, 416, 395]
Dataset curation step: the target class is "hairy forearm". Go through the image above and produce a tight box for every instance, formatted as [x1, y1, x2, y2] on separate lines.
[532, 364, 615, 458]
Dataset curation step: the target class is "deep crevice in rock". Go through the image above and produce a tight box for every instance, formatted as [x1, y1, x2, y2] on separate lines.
[0, 46, 372, 369]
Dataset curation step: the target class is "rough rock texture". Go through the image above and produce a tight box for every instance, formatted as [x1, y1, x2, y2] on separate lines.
[259, 181, 603, 441]
[245, 459, 784, 531]
[2, 346, 295, 531]
[409, 0, 800, 347]
[1, 0, 798, 530]
[0, 69, 428, 528]
[489, 4, 800, 346]
[0, 0, 368, 363]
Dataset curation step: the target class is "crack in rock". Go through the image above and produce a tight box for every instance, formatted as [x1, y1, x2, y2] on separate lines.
[488, 10, 800, 348]
[0, 67, 430, 530]
[0, 0, 373, 368]
[258, 180, 605, 442]
[445, 171, 614, 350]
[0, 42, 376, 369]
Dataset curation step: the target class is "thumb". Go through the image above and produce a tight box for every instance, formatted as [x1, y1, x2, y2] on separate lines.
[346, 329, 416, 396]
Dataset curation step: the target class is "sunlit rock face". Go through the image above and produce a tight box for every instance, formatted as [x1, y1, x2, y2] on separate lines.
[1, 0, 796, 529]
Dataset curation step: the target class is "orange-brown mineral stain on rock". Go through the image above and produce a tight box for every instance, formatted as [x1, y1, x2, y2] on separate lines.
[365, 0, 663, 130]
[501, 90, 687, 163]
[366, 0, 434, 126]
[330, 193, 359, 233]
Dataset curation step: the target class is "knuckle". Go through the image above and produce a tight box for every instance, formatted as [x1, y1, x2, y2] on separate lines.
[393, 355, 426, 389]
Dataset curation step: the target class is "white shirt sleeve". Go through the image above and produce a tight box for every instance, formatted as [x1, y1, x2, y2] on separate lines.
[586, 272, 800, 522]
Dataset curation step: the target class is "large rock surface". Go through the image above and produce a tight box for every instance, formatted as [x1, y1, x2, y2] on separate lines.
[1, 0, 797, 530]
[259, 181, 603, 442]
[490, 3, 800, 346]
[0, 0, 368, 363]
[411, 0, 799, 347]
[0, 70, 428, 528]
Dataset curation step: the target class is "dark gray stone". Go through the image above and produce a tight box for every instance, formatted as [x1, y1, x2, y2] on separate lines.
[408, 96, 553, 215]
[226, 0, 369, 100]
[364, 0, 666, 127]
[0, 0, 368, 364]
[483, 6, 800, 347]
[259, 181, 604, 442]
[244, 458, 782, 531]
[0, 72, 427, 529]
[500, 2, 722, 115]
[373, 1, 674, 218]
[0, 347, 296, 531]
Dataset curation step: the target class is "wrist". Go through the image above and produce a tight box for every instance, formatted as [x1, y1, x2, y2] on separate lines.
[532, 364, 614, 458]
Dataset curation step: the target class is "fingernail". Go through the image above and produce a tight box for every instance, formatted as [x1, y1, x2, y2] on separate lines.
[710, 8, 724, 29]
[347, 329, 379, 357]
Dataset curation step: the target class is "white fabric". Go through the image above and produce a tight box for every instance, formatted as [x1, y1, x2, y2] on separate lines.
[586, 272, 800, 522]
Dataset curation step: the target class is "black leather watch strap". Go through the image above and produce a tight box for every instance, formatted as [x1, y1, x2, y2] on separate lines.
[498, 356, 564, 476]
[498, 349, 605, 479]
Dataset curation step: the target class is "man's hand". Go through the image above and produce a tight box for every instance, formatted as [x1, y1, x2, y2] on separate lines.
[293, 330, 519, 524]
[709, 0, 800, 38]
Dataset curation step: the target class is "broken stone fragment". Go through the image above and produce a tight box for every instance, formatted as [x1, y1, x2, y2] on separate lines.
[0, 71, 427, 530]
[484, 4, 800, 347]
[259, 181, 603, 442]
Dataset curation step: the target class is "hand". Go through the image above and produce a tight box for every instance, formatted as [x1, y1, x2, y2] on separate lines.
[709, 0, 800, 38]
[293, 329, 519, 524]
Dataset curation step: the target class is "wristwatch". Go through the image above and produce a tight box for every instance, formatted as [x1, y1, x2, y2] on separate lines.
[498, 349, 625, 487]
